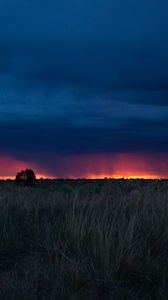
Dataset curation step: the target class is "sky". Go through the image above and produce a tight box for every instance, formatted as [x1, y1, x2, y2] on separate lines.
[0, 0, 168, 179]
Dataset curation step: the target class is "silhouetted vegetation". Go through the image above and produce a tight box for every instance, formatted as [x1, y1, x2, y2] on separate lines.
[15, 169, 36, 186]
[0, 179, 167, 299]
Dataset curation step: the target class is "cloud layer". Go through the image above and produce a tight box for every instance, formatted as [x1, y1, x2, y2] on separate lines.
[0, 0, 168, 177]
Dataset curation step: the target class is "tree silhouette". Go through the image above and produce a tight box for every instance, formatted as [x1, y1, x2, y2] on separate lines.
[16, 169, 36, 186]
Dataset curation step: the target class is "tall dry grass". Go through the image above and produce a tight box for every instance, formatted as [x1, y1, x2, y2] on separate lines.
[0, 179, 167, 299]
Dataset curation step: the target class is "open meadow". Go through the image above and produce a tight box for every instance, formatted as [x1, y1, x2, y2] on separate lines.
[0, 179, 168, 299]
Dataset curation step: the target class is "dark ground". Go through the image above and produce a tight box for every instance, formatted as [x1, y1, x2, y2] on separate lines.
[0, 179, 167, 299]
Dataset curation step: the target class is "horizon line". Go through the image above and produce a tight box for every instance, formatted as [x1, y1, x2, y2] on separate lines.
[0, 176, 167, 181]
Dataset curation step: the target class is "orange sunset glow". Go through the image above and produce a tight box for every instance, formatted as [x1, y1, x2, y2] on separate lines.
[86, 174, 161, 180]
[0, 153, 167, 180]
[58, 153, 168, 179]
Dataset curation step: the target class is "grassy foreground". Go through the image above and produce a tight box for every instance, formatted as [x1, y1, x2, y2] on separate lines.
[0, 179, 168, 299]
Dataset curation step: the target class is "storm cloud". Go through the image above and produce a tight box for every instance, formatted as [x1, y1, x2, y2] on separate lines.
[0, 0, 168, 177]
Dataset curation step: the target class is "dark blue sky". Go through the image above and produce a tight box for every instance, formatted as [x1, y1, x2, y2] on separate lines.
[0, 0, 168, 177]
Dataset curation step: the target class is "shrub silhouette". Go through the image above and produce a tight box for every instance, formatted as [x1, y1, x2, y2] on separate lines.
[15, 169, 36, 186]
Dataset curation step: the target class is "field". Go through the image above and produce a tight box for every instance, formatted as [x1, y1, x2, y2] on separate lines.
[0, 179, 168, 299]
